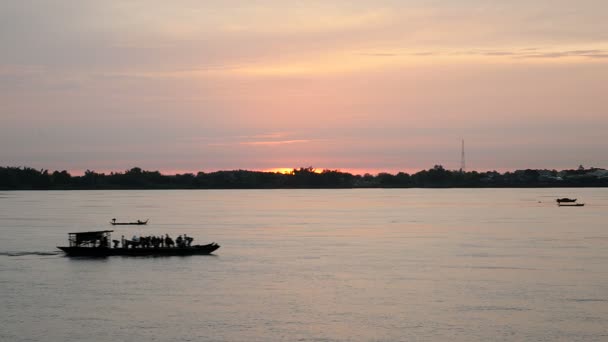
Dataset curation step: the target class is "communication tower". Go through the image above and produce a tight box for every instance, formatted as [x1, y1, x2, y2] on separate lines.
[460, 139, 466, 172]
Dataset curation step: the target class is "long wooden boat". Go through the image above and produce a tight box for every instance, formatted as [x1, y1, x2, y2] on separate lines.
[558, 203, 585, 207]
[110, 219, 148, 225]
[57, 230, 220, 257]
[58, 244, 220, 257]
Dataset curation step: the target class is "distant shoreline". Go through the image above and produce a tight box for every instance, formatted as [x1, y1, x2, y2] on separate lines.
[2, 166, 607, 190]
[2, 187, 607, 191]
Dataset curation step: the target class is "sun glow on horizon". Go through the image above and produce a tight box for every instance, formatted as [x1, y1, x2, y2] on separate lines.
[263, 167, 323, 174]
[261, 167, 411, 175]
[264, 168, 296, 174]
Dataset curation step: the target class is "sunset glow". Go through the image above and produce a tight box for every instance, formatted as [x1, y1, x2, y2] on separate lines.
[265, 168, 297, 175]
[264, 168, 324, 175]
[1, 1, 607, 173]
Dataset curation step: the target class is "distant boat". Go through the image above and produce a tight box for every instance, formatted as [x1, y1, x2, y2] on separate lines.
[556, 198, 577, 203]
[558, 203, 585, 207]
[110, 219, 148, 225]
[57, 230, 220, 257]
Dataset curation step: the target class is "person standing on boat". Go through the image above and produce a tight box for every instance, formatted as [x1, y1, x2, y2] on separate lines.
[184, 234, 193, 247]
[121, 235, 126, 248]
[165, 234, 174, 247]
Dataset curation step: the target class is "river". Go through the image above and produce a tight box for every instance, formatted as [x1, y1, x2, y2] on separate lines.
[1, 189, 607, 341]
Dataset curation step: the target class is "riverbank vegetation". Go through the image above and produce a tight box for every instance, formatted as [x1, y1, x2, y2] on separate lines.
[1, 165, 607, 190]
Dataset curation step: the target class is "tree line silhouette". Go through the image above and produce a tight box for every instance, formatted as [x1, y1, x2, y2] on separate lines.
[1, 165, 607, 190]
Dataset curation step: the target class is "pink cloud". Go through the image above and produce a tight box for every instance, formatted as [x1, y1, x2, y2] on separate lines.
[240, 139, 310, 146]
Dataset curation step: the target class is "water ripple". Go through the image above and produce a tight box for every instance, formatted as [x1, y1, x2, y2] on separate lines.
[0, 251, 61, 256]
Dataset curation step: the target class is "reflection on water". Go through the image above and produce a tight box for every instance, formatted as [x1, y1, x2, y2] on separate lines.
[1, 189, 607, 341]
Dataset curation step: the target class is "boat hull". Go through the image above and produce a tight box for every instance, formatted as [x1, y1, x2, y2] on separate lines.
[57, 244, 220, 257]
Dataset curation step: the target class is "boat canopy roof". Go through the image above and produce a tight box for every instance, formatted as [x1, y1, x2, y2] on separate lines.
[67, 230, 113, 247]
[68, 230, 114, 235]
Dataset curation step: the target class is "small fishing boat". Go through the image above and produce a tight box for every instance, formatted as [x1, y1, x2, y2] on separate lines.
[556, 198, 577, 203]
[558, 203, 585, 207]
[57, 230, 220, 257]
[110, 219, 148, 225]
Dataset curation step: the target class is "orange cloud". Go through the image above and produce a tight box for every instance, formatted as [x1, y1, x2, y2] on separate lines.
[240, 139, 310, 146]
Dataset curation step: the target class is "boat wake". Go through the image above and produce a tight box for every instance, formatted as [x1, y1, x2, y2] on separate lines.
[0, 251, 61, 257]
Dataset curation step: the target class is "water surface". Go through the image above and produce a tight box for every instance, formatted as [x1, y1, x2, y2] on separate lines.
[1, 189, 607, 341]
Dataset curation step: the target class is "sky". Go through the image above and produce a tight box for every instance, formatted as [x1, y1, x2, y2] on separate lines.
[1, 0, 607, 175]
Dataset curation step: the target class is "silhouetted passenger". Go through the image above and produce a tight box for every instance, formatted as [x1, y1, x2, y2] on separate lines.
[112, 239, 120, 248]
[131, 235, 139, 248]
[176, 235, 183, 247]
[165, 234, 174, 247]
[184, 234, 193, 247]
[121, 235, 126, 248]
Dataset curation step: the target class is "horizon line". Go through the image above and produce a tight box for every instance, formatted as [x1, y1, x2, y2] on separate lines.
[7, 165, 604, 177]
